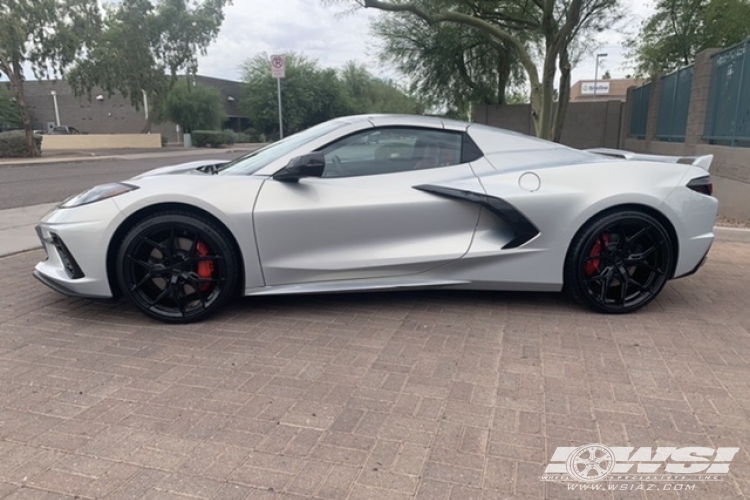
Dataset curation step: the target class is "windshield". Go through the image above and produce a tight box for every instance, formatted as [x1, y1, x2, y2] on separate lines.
[218, 120, 348, 175]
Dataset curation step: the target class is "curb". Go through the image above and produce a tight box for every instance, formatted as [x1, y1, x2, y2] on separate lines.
[714, 226, 750, 244]
[0, 145, 264, 168]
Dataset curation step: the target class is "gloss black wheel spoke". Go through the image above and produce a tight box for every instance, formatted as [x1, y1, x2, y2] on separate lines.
[630, 277, 651, 293]
[586, 267, 608, 284]
[625, 227, 649, 247]
[599, 271, 612, 302]
[127, 255, 153, 270]
[171, 285, 186, 315]
[188, 235, 199, 259]
[641, 262, 665, 275]
[148, 285, 172, 307]
[130, 271, 156, 292]
[186, 277, 209, 310]
[617, 268, 630, 305]
[138, 235, 167, 255]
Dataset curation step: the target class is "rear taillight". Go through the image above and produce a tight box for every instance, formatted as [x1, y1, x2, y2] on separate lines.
[687, 176, 713, 196]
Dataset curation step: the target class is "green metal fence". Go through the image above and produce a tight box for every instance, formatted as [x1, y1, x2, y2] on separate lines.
[629, 83, 651, 139]
[656, 66, 693, 142]
[704, 38, 750, 147]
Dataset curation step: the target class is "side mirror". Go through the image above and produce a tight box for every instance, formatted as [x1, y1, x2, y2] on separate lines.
[273, 152, 326, 182]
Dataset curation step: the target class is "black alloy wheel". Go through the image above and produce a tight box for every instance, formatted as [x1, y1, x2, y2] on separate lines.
[116, 212, 238, 323]
[565, 211, 674, 313]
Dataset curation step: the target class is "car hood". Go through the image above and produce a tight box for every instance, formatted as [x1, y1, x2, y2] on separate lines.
[131, 159, 229, 179]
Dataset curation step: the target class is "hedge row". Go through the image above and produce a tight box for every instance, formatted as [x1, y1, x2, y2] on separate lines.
[192, 130, 235, 148]
[0, 131, 43, 158]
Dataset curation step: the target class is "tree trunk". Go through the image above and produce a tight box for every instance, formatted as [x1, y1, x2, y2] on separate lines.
[535, 48, 558, 140]
[496, 49, 512, 106]
[8, 71, 40, 157]
[529, 83, 543, 136]
[552, 49, 572, 143]
[140, 116, 153, 133]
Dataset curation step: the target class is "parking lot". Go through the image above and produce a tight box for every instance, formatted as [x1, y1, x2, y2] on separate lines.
[1, 243, 749, 499]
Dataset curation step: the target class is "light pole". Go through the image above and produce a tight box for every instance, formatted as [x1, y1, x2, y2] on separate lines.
[50, 90, 61, 126]
[593, 53, 607, 101]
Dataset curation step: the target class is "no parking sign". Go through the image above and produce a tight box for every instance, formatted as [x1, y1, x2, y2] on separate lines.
[271, 54, 286, 79]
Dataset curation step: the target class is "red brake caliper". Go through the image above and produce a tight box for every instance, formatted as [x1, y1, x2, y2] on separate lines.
[196, 241, 214, 292]
[584, 234, 609, 276]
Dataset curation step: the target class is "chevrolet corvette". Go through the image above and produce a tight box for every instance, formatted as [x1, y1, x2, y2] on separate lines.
[34, 114, 718, 322]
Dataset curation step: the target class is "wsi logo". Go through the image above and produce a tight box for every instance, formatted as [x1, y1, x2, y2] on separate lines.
[542, 444, 740, 482]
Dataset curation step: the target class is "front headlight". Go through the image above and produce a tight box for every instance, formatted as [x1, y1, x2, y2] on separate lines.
[60, 182, 139, 208]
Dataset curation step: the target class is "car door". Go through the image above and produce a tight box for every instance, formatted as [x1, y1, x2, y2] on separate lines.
[253, 126, 485, 286]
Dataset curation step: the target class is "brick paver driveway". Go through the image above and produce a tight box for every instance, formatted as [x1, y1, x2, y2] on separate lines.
[1, 244, 749, 499]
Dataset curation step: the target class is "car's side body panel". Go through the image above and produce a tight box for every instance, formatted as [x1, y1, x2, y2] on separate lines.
[253, 164, 484, 285]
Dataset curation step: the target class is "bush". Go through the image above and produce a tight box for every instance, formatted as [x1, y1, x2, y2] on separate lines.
[192, 130, 235, 148]
[0, 131, 43, 157]
[243, 128, 264, 142]
[220, 130, 251, 144]
[234, 133, 252, 143]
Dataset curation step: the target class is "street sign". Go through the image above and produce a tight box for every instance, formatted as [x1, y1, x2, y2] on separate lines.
[271, 54, 286, 79]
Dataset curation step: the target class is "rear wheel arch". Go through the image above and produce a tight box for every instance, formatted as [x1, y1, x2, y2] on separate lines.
[567, 204, 679, 280]
[106, 203, 245, 299]
[563, 204, 679, 313]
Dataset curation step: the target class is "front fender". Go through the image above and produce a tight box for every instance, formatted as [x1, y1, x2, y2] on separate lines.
[112, 175, 266, 291]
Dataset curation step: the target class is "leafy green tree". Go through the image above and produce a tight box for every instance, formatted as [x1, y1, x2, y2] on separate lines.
[241, 55, 424, 138]
[326, 0, 622, 141]
[627, 0, 750, 76]
[0, 0, 99, 155]
[372, 11, 524, 118]
[339, 62, 425, 115]
[0, 85, 22, 131]
[162, 83, 226, 132]
[241, 53, 351, 138]
[67, 0, 230, 132]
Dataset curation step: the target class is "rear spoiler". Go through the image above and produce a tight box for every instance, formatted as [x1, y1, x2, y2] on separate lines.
[586, 148, 713, 172]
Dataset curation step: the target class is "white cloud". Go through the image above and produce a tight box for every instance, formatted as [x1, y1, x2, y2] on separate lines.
[196, 0, 383, 80]
[571, 0, 656, 83]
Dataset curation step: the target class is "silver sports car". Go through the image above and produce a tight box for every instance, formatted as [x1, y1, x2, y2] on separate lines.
[34, 114, 718, 323]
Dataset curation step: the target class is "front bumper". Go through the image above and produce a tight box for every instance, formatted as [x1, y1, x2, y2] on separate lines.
[33, 199, 124, 299]
[32, 269, 104, 299]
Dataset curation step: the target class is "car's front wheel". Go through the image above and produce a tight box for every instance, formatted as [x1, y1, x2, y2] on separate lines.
[116, 212, 239, 323]
[565, 211, 674, 314]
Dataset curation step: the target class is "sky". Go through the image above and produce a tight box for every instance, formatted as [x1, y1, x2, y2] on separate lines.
[196, 0, 657, 86]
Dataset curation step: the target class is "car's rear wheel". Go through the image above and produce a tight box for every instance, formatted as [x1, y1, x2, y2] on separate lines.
[116, 212, 238, 323]
[565, 211, 674, 314]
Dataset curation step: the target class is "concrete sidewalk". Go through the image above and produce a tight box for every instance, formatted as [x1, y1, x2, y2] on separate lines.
[2, 202, 749, 258]
[0, 143, 264, 167]
[0, 203, 57, 257]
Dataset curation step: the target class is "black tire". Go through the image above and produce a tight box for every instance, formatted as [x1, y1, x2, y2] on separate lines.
[116, 212, 239, 323]
[564, 211, 674, 314]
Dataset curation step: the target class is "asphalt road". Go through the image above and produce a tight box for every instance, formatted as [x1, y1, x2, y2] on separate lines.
[0, 151, 244, 209]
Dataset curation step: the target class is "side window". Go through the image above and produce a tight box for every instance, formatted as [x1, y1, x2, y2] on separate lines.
[319, 127, 464, 178]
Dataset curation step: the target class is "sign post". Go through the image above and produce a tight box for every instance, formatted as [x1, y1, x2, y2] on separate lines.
[271, 54, 286, 139]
